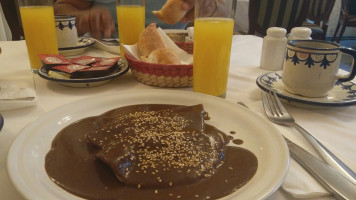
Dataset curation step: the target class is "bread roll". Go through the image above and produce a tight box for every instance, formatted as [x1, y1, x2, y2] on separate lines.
[143, 48, 181, 65]
[152, 0, 188, 24]
[138, 23, 165, 57]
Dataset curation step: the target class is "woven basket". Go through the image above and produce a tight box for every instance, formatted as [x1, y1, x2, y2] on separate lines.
[126, 42, 194, 88]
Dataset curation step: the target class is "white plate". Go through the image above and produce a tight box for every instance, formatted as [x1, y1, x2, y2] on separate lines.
[58, 37, 95, 56]
[7, 89, 289, 200]
[257, 71, 356, 108]
[92, 38, 120, 55]
[37, 59, 129, 88]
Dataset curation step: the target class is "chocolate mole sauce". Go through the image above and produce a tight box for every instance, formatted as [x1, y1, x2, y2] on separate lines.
[45, 104, 258, 200]
[232, 139, 244, 145]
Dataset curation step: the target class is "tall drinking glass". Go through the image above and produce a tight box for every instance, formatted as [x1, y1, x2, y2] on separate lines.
[19, 0, 58, 73]
[193, 0, 236, 97]
[116, 0, 145, 57]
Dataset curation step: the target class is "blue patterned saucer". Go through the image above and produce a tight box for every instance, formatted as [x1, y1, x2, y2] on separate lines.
[256, 71, 356, 108]
[58, 37, 95, 56]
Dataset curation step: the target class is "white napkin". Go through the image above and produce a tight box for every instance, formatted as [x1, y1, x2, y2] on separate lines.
[187, 27, 194, 40]
[185, 27, 194, 43]
[0, 81, 37, 111]
[242, 100, 332, 199]
[283, 158, 329, 198]
[123, 28, 193, 64]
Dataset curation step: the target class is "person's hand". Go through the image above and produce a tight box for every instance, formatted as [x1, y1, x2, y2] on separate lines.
[76, 7, 115, 39]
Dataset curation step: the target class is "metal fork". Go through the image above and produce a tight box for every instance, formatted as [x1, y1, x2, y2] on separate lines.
[261, 90, 356, 186]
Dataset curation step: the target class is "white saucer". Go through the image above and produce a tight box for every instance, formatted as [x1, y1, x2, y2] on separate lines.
[58, 37, 95, 56]
[256, 71, 356, 108]
[92, 38, 120, 55]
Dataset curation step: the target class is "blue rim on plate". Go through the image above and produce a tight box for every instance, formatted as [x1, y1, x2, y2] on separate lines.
[256, 71, 356, 107]
[58, 37, 95, 51]
[38, 59, 129, 84]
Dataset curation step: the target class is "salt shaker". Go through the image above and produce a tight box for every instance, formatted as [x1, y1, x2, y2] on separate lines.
[260, 27, 287, 71]
[288, 27, 312, 41]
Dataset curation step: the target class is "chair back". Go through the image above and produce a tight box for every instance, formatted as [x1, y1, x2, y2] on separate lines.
[307, 0, 335, 28]
[0, 0, 24, 40]
[342, 0, 356, 16]
[248, 0, 309, 36]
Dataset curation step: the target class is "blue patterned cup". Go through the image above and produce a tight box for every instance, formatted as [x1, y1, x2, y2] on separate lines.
[282, 40, 356, 97]
[55, 15, 78, 48]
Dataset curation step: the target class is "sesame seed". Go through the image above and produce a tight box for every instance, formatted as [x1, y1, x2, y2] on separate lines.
[88, 105, 224, 189]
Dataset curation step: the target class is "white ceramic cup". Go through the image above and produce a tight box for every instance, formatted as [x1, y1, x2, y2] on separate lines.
[55, 15, 78, 48]
[282, 40, 356, 97]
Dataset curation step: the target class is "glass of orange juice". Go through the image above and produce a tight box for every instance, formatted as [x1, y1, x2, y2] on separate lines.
[19, 0, 58, 73]
[193, 0, 237, 97]
[116, 0, 145, 57]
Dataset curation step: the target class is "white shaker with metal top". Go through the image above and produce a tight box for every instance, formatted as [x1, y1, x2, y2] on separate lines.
[260, 27, 287, 71]
[288, 27, 312, 41]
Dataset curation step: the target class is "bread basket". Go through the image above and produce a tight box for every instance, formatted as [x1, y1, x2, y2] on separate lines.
[125, 32, 194, 88]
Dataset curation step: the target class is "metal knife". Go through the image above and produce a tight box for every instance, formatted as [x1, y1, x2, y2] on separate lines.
[285, 137, 356, 200]
[236, 102, 356, 200]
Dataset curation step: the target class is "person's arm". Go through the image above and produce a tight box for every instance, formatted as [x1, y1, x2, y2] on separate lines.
[54, 0, 115, 39]
[180, 0, 219, 23]
[180, 0, 195, 23]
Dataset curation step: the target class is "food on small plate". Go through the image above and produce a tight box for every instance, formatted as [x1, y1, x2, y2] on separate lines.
[52, 64, 91, 74]
[138, 23, 181, 65]
[91, 57, 120, 67]
[45, 104, 258, 200]
[38, 54, 121, 79]
[70, 56, 101, 65]
[38, 54, 71, 65]
[153, 0, 188, 24]
[78, 65, 117, 78]
[48, 70, 71, 79]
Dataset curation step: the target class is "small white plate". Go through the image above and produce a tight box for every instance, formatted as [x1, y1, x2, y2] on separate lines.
[58, 37, 95, 56]
[38, 59, 129, 88]
[256, 71, 356, 108]
[7, 89, 289, 200]
[92, 38, 120, 55]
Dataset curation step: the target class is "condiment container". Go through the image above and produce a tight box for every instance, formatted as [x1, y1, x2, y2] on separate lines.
[260, 27, 287, 71]
[288, 27, 312, 41]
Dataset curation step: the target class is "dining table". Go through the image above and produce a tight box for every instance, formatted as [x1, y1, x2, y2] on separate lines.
[0, 34, 355, 200]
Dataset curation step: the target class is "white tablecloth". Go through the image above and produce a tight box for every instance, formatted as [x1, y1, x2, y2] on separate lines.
[0, 35, 355, 200]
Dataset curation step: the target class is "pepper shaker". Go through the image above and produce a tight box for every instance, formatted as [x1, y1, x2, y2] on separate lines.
[260, 27, 287, 71]
[288, 27, 312, 41]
